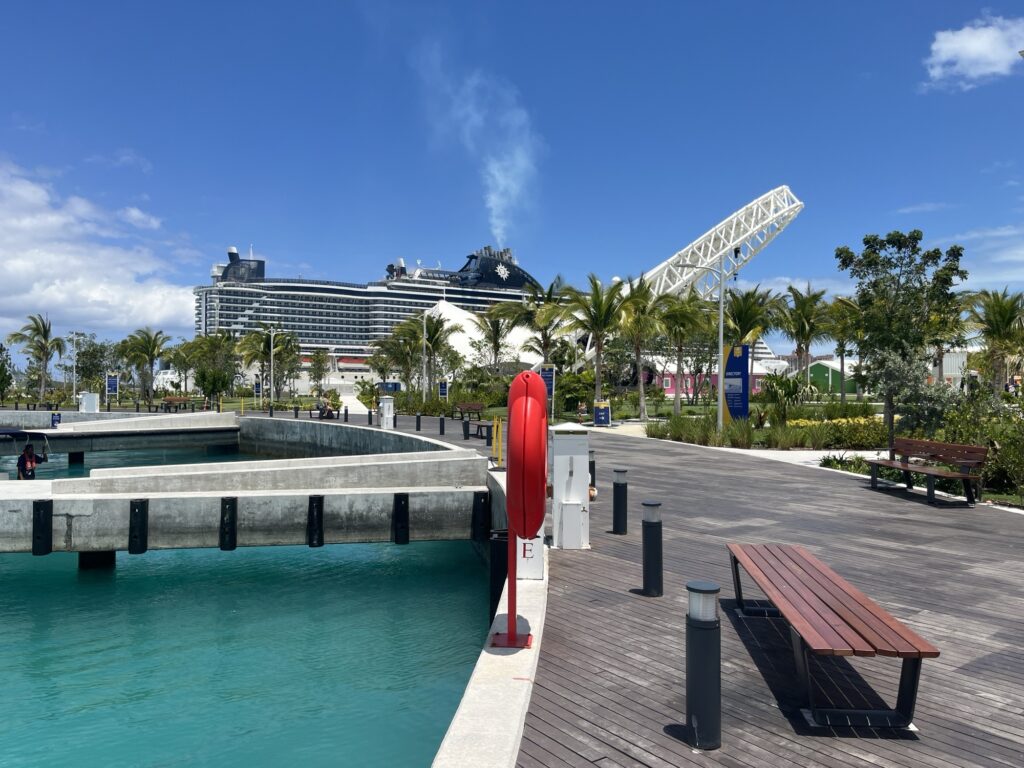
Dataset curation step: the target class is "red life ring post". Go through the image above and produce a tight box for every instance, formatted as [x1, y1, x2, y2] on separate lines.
[492, 371, 548, 649]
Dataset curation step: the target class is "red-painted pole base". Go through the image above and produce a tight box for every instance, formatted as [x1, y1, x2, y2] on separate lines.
[491, 534, 532, 649]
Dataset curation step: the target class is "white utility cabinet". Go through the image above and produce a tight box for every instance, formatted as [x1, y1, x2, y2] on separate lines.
[549, 423, 590, 549]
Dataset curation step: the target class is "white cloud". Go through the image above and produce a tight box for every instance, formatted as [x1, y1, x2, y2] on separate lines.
[0, 162, 195, 340]
[734, 276, 855, 298]
[895, 201, 952, 214]
[924, 15, 1024, 90]
[85, 147, 153, 173]
[118, 206, 161, 230]
[1005, 180, 1021, 187]
[414, 42, 541, 246]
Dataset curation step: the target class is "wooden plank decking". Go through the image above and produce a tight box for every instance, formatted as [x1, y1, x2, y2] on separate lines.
[399, 420, 1024, 767]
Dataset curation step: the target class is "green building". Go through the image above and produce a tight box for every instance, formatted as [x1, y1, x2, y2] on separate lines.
[799, 359, 859, 395]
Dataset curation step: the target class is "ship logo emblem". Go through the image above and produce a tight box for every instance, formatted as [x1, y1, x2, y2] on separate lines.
[495, 264, 510, 281]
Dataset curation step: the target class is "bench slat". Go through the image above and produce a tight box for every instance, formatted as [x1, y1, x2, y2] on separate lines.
[790, 545, 939, 658]
[727, 543, 835, 654]
[744, 544, 870, 656]
[769, 544, 911, 657]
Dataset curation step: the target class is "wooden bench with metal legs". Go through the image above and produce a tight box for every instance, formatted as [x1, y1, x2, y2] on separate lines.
[728, 542, 939, 729]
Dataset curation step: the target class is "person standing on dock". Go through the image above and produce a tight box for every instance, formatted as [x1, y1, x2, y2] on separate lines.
[16, 444, 47, 480]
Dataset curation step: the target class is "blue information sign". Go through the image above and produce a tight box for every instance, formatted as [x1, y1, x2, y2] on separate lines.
[723, 345, 750, 422]
[106, 374, 119, 397]
[254, 380, 262, 396]
[438, 381, 448, 399]
[539, 365, 555, 399]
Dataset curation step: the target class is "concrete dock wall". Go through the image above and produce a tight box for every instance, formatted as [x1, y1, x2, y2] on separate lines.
[239, 416, 451, 457]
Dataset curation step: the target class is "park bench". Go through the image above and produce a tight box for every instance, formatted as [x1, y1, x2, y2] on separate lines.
[162, 396, 190, 413]
[728, 542, 939, 728]
[864, 437, 987, 507]
[452, 402, 484, 420]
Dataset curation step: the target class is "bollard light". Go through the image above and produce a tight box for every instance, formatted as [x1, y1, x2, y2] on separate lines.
[685, 580, 721, 750]
[640, 500, 663, 597]
[612, 469, 628, 535]
[589, 449, 596, 487]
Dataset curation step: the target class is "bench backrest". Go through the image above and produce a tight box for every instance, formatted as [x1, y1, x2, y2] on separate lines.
[893, 437, 987, 467]
[457, 402, 484, 411]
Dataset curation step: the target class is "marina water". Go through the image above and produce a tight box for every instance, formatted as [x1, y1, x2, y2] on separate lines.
[0, 449, 488, 766]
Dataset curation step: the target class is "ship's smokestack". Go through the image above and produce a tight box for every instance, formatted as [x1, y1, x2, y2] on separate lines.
[227, 246, 240, 264]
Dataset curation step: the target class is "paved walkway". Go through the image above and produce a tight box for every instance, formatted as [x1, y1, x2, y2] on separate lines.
[398, 417, 1024, 768]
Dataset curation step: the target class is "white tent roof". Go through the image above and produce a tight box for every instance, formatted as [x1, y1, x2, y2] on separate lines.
[426, 299, 542, 368]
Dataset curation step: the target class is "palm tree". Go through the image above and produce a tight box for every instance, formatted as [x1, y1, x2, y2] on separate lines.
[471, 306, 515, 374]
[236, 325, 274, 394]
[966, 288, 1024, 393]
[558, 274, 629, 402]
[725, 286, 783, 379]
[493, 277, 565, 364]
[164, 339, 198, 395]
[374, 323, 421, 393]
[619, 276, 666, 421]
[6, 314, 66, 400]
[826, 296, 860, 404]
[778, 283, 830, 387]
[660, 290, 706, 415]
[422, 313, 461, 394]
[123, 327, 172, 404]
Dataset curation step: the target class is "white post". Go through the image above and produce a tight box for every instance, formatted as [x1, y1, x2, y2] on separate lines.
[71, 333, 78, 400]
[422, 308, 428, 402]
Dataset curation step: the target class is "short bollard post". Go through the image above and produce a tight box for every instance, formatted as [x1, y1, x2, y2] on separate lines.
[589, 449, 596, 488]
[641, 501, 663, 597]
[485, 422, 493, 447]
[343, 406, 349, 422]
[439, 415, 445, 436]
[367, 409, 373, 426]
[107, 400, 111, 412]
[612, 469, 628, 534]
[686, 581, 721, 750]
[269, 404, 274, 417]
[416, 413, 421, 431]
[462, 417, 470, 440]
[293, 405, 299, 419]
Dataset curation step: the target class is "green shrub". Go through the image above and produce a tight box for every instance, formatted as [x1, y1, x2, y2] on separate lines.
[667, 414, 694, 442]
[645, 420, 669, 439]
[831, 418, 887, 449]
[765, 425, 800, 450]
[803, 421, 833, 449]
[695, 414, 723, 446]
[724, 418, 754, 449]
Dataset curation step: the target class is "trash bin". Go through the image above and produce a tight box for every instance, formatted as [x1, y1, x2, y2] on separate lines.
[50, 412, 62, 428]
[593, 400, 611, 426]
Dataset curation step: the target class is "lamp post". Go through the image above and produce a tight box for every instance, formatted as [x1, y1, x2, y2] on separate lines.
[67, 332, 82, 400]
[422, 308, 428, 403]
[269, 325, 278, 410]
[687, 247, 740, 432]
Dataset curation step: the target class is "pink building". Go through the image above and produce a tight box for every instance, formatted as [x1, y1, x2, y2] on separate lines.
[656, 360, 786, 399]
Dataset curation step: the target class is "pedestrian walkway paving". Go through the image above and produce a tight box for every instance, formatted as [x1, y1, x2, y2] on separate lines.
[395, 417, 1024, 768]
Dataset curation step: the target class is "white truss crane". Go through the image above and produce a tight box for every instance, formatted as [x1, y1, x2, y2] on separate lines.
[642, 185, 804, 300]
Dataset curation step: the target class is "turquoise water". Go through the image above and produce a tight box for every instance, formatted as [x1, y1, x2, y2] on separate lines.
[0, 544, 488, 767]
[1, 446, 255, 481]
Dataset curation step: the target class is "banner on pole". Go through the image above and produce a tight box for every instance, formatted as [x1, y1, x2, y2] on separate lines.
[106, 374, 119, 397]
[438, 381, 448, 400]
[723, 345, 749, 423]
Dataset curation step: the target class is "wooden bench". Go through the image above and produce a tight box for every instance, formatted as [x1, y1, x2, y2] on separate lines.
[453, 402, 484, 420]
[728, 542, 939, 728]
[162, 396, 190, 413]
[865, 437, 987, 507]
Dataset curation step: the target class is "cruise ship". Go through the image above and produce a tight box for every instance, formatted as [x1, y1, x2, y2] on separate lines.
[194, 245, 541, 366]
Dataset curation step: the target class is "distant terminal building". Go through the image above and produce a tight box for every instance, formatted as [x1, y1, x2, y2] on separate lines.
[193, 245, 541, 372]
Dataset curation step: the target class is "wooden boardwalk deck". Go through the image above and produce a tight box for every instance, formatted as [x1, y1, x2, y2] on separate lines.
[399, 419, 1024, 768]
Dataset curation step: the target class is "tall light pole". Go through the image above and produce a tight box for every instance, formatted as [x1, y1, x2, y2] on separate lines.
[686, 247, 740, 433]
[67, 332, 84, 400]
[422, 308, 428, 402]
[269, 326, 278, 408]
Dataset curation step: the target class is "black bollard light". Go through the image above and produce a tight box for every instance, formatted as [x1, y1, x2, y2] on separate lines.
[589, 449, 596, 488]
[641, 501, 663, 597]
[463, 417, 470, 440]
[439, 415, 445, 436]
[368, 409, 373, 426]
[685, 581, 721, 750]
[293, 405, 299, 419]
[416, 413, 421, 431]
[485, 422, 493, 447]
[343, 406, 349, 422]
[612, 468, 628, 534]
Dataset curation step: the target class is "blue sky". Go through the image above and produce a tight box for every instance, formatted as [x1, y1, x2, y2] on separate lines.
[1, 1, 1022, 353]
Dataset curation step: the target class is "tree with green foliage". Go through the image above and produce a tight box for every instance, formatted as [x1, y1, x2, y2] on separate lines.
[558, 274, 629, 402]
[825, 297, 860, 404]
[422, 313, 461, 395]
[164, 339, 199, 395]
[835, 229, 967, 449]
[373, 322, 421, 393]
[123, 327, 172, 404]
[0, 344, 15, 405]
[725, 285, 783, 378]
[6, 314, 66, 400]
[777, 283, 830, 388]
[659, 290, 707, 415]
[966, 288, 1024, 394]
[192, 331, 238, 401]
[307, 349, 330, 396]
[493, 276, 565, 364]
[619, 276, 666, 421]
[471, 305, 515, 374]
